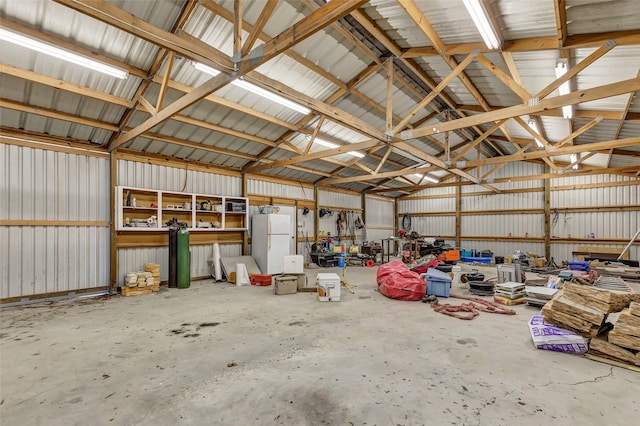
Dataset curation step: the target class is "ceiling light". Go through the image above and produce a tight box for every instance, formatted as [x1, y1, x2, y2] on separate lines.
[313, 137, 339, 149]
[193, 61, 311, 115]
[348, 151, 365, 158]
[570, 153, 579, 170]
[555, 60, 573, 119]
[0, 28, 128, 79]
[527, 119, 544, 149]
[462, 0, 501, 50]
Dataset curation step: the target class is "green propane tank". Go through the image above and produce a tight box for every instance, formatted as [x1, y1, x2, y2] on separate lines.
[177, 227, 190, 288]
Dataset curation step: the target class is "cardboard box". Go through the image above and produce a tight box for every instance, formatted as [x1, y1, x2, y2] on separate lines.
[273, 275, 298, 295]
[283, 255, 304, 274]
[288, 273, 308, 290]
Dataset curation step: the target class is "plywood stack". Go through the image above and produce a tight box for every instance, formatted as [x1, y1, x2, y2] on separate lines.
[541, 282, 636, 338]
[588, 302, 640, 367]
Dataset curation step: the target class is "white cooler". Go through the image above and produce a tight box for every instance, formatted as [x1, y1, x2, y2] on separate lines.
[283, 255, 304, 274]
[317, 273, 341, 302]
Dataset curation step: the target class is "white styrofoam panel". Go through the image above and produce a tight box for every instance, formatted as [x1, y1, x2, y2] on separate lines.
[0, 226, 109, 298]
[405, 216, 456, 237]
[552, 243, 638, 264]
[462, 214, 543, 237]
[461, 240, 545, 258]
[365, 197, 394, 228]
[247, 179, 314, 200]
[398, 197, 456, 213]
[116, 243, 241, 286]
[117, 160, 242, 196]
[461, 191, 544, 211]
[318, 190, 361, 209]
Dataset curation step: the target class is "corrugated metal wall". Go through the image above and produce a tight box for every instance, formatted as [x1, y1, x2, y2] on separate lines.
[246, 178, 314, 200]
[318, 189, 363, 243]
[297, 207, 315, 258]
[0, 143, 110, 298]
[116, 159, 243, 285]
[397, 161, 638, 261]
[118, 160, 242, 195]
[551, 174, 639, 261]
[364, 196, 395, 242]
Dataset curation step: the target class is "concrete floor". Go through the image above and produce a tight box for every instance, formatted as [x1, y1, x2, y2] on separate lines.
[1, 263, 638, 425]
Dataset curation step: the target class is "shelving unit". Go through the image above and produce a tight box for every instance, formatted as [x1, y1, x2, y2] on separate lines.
[116, 186, 248, 231]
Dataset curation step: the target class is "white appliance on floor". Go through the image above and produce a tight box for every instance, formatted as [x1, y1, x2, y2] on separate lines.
[317, 273, 341, 302]
[251, 214, 291, 275]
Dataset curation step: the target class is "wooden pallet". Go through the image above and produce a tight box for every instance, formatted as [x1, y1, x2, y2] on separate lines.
[121, 285, 158, 297]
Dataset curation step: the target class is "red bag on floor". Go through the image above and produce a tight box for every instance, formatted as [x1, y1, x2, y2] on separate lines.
[377, 260, 426, 301]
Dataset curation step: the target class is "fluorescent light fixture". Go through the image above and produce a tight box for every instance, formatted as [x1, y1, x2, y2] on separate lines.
[193, 61, 311, 115]
[569, 153, 579, 170]
[306, 136, 364, 158]
[463, 0, 501, 50]
[555, 60, 573, 119]
[413, 173, 439, 184]
[527, 119, 544, 149]
[0, 28, 128, 79]
[313, 137, 339, 149]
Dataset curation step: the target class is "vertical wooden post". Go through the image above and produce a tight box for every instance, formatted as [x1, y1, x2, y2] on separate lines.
[386, 57, 393, 133]
[544, 166, 551, 261]
[109, 150, 118, 294]
[455, 176, 461, 247]
[242, 171, 248, 255]
[314, 185, 320, 242]
[234, 0, 242, 58]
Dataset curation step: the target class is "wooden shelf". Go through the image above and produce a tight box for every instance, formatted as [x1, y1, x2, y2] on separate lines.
[116, 186, 248, 232]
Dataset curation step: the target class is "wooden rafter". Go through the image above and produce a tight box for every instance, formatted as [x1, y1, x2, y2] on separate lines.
[65, 0, 367, 150]
[233, 0, 242, 56]
[401, 30, 640, 58]
[556, 116, 603, 149]
[403, 77, 640, 139]
[554, 0, 568, 47]
[386, 58, 394, 133]
[303, 116, 325, 156]
[374, 146, 394, 175]
[156, 51, 175, 111]
[240, 1, 277, 57]
[535, 40, 616, 99]
[476, 54, 530, 101]
[562, 151, 597, 172]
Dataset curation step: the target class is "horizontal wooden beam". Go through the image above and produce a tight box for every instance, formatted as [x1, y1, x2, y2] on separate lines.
[1, 98, 118, 131]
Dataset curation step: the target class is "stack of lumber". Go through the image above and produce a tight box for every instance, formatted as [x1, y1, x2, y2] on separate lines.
[588, 302, 640, 367]
[143, 263, 161, 292]
[541, 282, 636, 338]
[608, 302, 640, 351]
[122, 265, 160, 296]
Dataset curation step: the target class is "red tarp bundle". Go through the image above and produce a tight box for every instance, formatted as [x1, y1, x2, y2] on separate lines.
[377, 260, 426, 301]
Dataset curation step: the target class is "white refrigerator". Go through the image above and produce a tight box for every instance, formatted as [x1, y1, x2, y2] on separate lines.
[251, 214, 291, 275]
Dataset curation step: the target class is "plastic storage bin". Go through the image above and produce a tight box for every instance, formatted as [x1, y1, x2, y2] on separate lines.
[249, 274, 272, 286]
[426, 267, 451, 298]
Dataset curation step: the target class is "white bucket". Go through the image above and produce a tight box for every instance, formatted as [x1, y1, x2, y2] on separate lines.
[452, 265, 462, 287]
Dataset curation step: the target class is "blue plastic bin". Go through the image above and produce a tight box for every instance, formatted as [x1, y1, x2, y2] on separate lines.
[426, 267, 451, 297]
